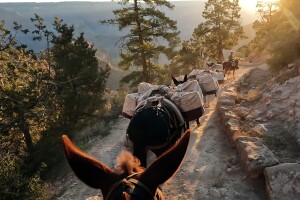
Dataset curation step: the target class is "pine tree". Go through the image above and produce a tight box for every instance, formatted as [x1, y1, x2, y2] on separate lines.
[51, 18, 110, 124]
[101, 0, 180, 87]
[169, 40, 204, 76]
[193, 0, 245, 62]
[30, 13, 54, 73]
[0, 21, 49, 152]
[252, 0, 300, 70]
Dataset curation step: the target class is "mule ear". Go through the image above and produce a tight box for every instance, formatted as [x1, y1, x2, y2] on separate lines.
[183, 74, 188, 82]
[172, 75, 179, 86]
[139, 130, 191, 191]
[62, 135, 115, 189]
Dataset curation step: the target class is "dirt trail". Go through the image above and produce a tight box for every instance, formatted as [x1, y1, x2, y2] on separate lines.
[53, 63, 268, 200]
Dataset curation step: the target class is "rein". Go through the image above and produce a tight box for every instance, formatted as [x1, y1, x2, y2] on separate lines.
[105, 172, 162, 200]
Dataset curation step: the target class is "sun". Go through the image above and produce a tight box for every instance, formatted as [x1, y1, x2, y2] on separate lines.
[256, 0, 279, 4]
[258, 0, 279, 3]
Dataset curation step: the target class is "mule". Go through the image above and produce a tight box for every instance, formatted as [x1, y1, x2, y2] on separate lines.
[171, 74, 188, 86]
[62, 130, 190, 200]
[127, 98, 185, 167]
[223, 59, 239, 77]
[172, 74, 204, 127]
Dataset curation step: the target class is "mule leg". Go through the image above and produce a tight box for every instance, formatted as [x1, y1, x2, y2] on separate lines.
[186, 121, 190, 130]
[196, 118, 200, 126]
[133, 143, 147, 167]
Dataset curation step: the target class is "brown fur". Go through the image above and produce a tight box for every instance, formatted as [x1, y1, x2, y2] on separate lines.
[115, 151, 145, 176]
[62, 130, 191, 199]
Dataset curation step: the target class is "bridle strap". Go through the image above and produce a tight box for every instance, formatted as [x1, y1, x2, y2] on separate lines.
[104, 172, 159, 200]
[104, 173, 140, 200]
[127, 178, 156, 198]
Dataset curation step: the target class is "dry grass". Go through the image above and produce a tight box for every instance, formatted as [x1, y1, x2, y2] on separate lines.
[247, 88, 262, 102]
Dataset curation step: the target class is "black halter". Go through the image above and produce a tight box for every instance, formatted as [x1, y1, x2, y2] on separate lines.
[105, 173, 163, 200]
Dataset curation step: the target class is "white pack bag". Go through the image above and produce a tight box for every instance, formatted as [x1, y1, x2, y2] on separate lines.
[122, 93, 141, 118]
[171, 91, 204, 112]
[197, 73, 219, 93]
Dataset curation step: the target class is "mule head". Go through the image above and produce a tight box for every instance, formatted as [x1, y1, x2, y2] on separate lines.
[172, 74, 188, 86]
[62, 130, 191, 199]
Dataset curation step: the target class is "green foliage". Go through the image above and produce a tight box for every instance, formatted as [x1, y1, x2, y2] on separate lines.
[169, 40, 203, 76]
[0, 20, 29, 51]
[1, 16, 113, 199]
[0, 45, 55, 152]
[101, 0, 180, 87]
[249, 0, 300, 70]
[0, 153, 46, 200]
[192, 0, 245, 62]
[30, 14, 54, 66]
[51, 18, 110, 125]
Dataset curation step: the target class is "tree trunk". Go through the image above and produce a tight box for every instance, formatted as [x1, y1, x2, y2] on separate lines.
[20, 115, 34, 153]
[134, 0, 149, 83]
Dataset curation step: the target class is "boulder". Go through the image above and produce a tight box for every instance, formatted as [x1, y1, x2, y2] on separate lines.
[218, 98, 236, 107]
[236, 137, 279, 179]
[264, 163, 300, 200]
[234, 106, 250, 119]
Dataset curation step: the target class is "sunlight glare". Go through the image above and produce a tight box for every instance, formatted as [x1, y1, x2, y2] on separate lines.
[260, 0, 278, 3]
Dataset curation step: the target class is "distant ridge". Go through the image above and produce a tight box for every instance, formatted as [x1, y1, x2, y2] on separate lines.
[1, 1, 257, 89]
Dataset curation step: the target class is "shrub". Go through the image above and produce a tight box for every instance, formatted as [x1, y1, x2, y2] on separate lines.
[0, 153, 46, 200]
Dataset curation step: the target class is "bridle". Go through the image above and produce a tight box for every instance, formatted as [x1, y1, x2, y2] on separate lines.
[104, 172, 163, 200]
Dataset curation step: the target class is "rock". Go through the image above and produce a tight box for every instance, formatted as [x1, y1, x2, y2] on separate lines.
[235, 106, 250, 119]
[262, 93, 272, 103]
[226, 118, 239, 127]
[209, 188, 221, 198]
[264, 163, 300, 200]
[296, 99, 300, 107]
[222, 111, 239, 122]
[218, 98, 235, 106]
[227, 168, 232, 173]
[217, 105, 231, 113]
[255, 118, 263, 122]
[221, 93, 236, 101]
[289, 101, 296, 108]
[288, 110, 294, 116]
[197, 186, 208, 196]
[248, 89, 259, 101]
[246, 114, 255, 121]
[253, 110, 262, 117]
[236, 137, 279, 179]
[86, 196, 101, 200]
[252, 124, 268, 135]
[266, 110, 275, 119]
[219, 188, 228, 197]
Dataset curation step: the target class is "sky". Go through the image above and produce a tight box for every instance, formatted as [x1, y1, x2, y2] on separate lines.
[0, 0, 258, 12]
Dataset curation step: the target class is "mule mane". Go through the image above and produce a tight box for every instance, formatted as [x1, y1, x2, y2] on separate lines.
[115, 151, 145, 176]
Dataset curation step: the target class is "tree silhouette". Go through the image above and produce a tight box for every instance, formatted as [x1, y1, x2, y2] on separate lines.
[101, 0, 180, 87]
[193, 0, 245, 62]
